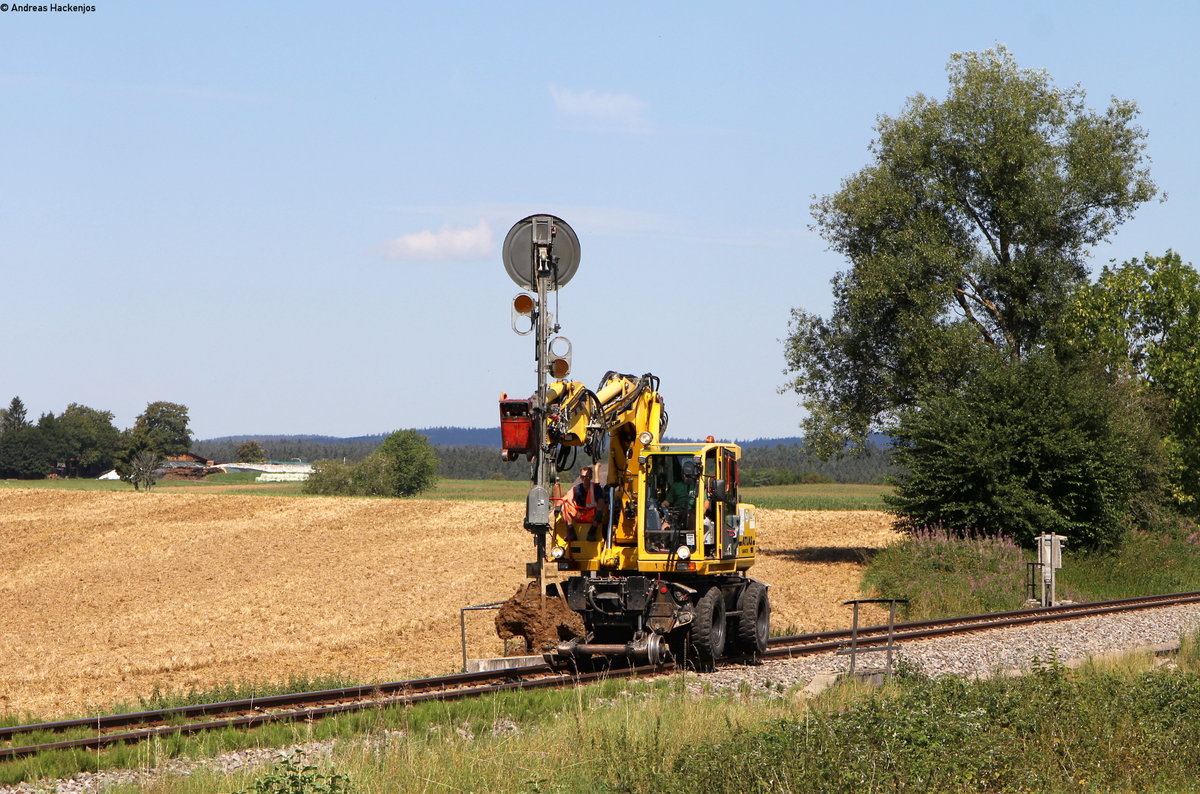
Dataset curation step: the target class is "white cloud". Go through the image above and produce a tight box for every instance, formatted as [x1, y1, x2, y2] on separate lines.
[381, 220, 494, 261]
[550, 86, 649, 132]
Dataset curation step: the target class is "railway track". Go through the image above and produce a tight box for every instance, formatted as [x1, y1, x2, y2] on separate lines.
[5, 590, 1199, 762]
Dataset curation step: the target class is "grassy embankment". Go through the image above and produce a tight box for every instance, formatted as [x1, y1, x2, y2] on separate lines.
[862, 521, 1200, 621]
[0, 475, 891, 509]
[11, 642, 1200, 793]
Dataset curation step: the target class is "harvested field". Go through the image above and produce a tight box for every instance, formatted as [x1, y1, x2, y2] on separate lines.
[752, 510, 902, 633]
[0, 489, 900, 718]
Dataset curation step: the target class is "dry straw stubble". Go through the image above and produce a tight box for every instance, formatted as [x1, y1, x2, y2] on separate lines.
[0, 489, 899, 717]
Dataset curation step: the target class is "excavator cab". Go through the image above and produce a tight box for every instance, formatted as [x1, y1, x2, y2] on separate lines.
[643, 455, 697, 555]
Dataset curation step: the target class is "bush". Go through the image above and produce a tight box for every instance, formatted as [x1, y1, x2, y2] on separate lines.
[350, 452, 401, 496]
[304, 460, 355, 496]
[238, 751, 353, 794]
[375, 429, 437, 496]
[302, 431, 436, 498]
[886, 353, 1163, 550]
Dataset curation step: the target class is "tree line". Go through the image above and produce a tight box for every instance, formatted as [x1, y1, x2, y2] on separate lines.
[2, 403, 894, 486]
[193, 437, 383, 465]
[201, 435, 896, 484]
[0, 398, 192, 489]
[785, 46, 1198, 550]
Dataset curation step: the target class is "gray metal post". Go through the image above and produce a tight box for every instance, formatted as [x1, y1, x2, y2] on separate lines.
[885, 600, 897, 673]
[531, 224, 553, 602]
[460, 607, 469, 673]
[1049, 556, 1057, 607]
[848, 602, 860, 675]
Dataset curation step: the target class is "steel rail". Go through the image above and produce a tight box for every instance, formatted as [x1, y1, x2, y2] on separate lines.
[0, 663, 660, 761]
[0, 666, 557, 742]
[5, 590, 1200, 761]
[763, 590, 1200, 658]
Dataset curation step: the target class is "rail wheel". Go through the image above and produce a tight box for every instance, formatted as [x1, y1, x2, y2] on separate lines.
[736, 581, 770, 654]
[691, 587, 727, 670]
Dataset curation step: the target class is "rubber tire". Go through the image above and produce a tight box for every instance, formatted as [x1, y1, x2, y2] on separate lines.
[736, 581, 770, 654]
[691, 587, 727, 670]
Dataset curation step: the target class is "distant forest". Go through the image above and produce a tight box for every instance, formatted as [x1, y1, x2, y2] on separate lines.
[195, 428, 897, 485]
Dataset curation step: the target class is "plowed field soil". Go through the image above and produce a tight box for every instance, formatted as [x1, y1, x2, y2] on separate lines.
[0, 489, 900, 718]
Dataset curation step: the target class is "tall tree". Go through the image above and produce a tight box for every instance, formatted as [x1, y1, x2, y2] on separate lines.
[1059, 251, 1200, 512]
[785, 46, 1156, 453]
[375, 429, 438, 497]
[1, 396, 28, 435]
[0, 424, 52, 478]
[236, 440, 268, 463]
[132, 401, 192, 457]
[115, 427, 163, 489]
[0, 398, 50, 478]
[58, 403, 122, 477]
[36, 412, 72, 470]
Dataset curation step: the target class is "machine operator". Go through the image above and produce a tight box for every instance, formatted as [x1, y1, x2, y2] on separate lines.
[564, 465, 608, 541]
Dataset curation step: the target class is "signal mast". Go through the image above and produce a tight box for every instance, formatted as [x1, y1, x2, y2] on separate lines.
[501, 215, 581, 597]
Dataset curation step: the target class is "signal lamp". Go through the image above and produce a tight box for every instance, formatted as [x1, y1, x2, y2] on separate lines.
[550, 546, 565, 560]
[675, 545, 691, 561]
[511, 293, 536, 336]
[546, 336, 572, 379]
[638, 430, 654, 446]
[549, 358, 571, 378]
[705, 435, 715, 443]
[513, 293, 535, 314]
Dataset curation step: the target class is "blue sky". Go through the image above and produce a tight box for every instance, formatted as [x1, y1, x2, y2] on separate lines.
[3, 1, 1198, 441]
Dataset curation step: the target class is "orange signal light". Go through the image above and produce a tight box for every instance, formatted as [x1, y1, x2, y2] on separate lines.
[513, 293, 536, 314]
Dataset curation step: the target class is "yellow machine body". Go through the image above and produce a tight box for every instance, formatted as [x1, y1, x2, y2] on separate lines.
[501, 371, 767, 668]
[552, 442, 758, 576]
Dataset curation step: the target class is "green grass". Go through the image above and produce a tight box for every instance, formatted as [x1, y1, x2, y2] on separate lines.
[661, 658, 1200, 793]
[27, 643, 1200, 794]
[160, 470, 262, 486]
[740, 482, 891, 510]
[426, 478, 526, 501]
[1, 475, 890, 509]
[0, 476, 524, 500]
[0, 477, 133, 491]
[1059, 520, 1200, 602]
[2, 673, 745, 789]
[0, 471, 284, 493]
[861, 527, 1028, 620]
[861, 516, 1200, 620]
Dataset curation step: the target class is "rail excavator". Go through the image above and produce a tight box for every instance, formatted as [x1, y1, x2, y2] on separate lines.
[496, 215, 768, 670]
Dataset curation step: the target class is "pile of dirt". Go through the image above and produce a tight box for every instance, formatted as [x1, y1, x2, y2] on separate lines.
[495, 581, 585, 652]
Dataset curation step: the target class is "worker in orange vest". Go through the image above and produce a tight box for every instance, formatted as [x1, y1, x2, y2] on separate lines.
[563, 465, 608, 540]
